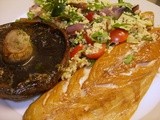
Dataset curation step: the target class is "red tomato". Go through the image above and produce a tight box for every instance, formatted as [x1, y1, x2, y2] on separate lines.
[83, 32, 94, 44]
[110, 28, 129, 44]
[70, 44, 83, 58]
[85, 44, 106, 59]
[85, 11, 94, 22]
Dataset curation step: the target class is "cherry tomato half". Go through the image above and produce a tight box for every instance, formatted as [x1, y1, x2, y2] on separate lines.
[70, 44, 83, 58]
[110, 28, 129, 44]
[83, 32, 94, 45]
[85, 44, 106, 59]
[85, 11, 94, 22]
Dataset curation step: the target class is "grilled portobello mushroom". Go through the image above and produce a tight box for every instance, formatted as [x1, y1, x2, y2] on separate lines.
[0, 20, 69, 101]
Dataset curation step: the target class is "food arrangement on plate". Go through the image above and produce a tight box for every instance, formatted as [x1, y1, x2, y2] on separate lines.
[0, 0, 160, 119]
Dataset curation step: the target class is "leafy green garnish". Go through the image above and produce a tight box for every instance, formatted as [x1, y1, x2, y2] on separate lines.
[116, 0, 133, 10]
[35, 0, 45, 5]
[124, 54, 134, 64]
[88, 1, 106, 10]
[34, 0, 66, 17]
[88, 59, 96, 66]
[60, 6, 83, 24]
[35, 0, 53, 11]
[118, 0, 124, 3]
[117, 2, 133, 10]
[142, 35, 153, 41]
[91, 31, 109, 43]
[27, 12, 35, 19]
[68, 11, 83, 23]
[51, 0, 66, 17]
[70, 33, 85, 46]
[112, 23, 129, 29]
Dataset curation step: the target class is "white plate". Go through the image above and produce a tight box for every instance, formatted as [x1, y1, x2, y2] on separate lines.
[0, 0, 160, 120]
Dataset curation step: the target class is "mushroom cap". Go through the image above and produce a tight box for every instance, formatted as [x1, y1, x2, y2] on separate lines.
[0, 20, 69, 101]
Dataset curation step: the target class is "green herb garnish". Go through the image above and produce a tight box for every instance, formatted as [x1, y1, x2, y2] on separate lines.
[112, 23, 129, 30]
[27, 12, 35, 19]
[88, 1, 106, 10]
[142, 35, 153, 41]
[51, 0, 66, 17]
[116, 0, 133, 10]
[118, 0, 124, 3]
[35, 0, 53, 11]
[91, 31, 109, 43]
[124, 54, 134, 64]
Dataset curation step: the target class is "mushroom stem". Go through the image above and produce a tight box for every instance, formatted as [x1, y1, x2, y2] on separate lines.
[3, 29, 33, 64]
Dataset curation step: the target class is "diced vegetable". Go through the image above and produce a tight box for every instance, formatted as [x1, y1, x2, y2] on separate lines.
[83, 32, 94, 44]
[85, 11, 95, 22]
[66, 23, 84, 34]
[124, 54, 134, 64]
[51, 3, 66, 17]
[100, 6, 124, 19]
[85, 44, 106, 59]
[110, 28, 128, 44]
[70, 44, 83, 58]
[91, 31, 109, 43]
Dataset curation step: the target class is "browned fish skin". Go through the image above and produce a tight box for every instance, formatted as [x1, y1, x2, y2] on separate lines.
[0, 20, 69, 101]
[23, 28, 160, 120]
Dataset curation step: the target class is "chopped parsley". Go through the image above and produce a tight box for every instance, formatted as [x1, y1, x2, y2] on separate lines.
[91, 31, 109, 43]
[124, 54, 134, 64]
